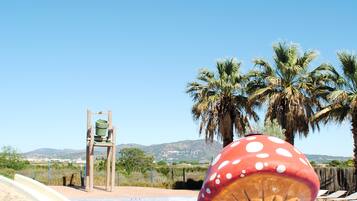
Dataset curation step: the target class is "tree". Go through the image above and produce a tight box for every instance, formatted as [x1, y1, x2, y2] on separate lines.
[117, 148, 154, 175]
[0, 146, 29, 170]
[250, 119, 286, 140]
[156, 160, 168, 166]
[313, 52, 357, 172]
[247, 42, 333, 145]
[186, 58, 259, 147]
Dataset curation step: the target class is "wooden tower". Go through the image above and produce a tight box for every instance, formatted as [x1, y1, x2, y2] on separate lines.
[86, 110, 116, 192]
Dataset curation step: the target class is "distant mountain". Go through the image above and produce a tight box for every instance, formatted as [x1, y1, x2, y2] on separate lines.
[25, 148, 84, 159]
[139, 140, 221, 162]
[23, 140, 350, 163]
[306, 154, 351, 163]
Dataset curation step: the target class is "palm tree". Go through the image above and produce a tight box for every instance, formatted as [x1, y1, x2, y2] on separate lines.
[313, 52, 357, 171]
[247, 42, 332, 145]
[186, 58, 258, 147]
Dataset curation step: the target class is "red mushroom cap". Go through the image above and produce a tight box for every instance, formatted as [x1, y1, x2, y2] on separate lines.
[198, 134, 320, 201]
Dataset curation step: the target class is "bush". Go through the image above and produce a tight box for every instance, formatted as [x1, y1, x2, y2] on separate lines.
[327, 159, 354, 168]
[117, 148, 154, 175]
[156, 166, 170, 176]
[0, 168, 15, 179]
[156, 160, 168, 166]
[0, 146, 29, 170]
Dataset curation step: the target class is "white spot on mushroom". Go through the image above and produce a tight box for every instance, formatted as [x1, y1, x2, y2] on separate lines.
[256, 153, 269, 158]
[217, 174, 221, 178]
[232, 159, 241, 165]
[218, 160, 230, 170]
[226, 173, 232, 180]
[240, 174, 245, 177]
[276, 165, 286, 173]
[215, 179, 220, 184]
[255, 162, 264, 170]
[201, 193, 205, 198]
[299, 158, 308, 166]
[242, 170, 246, 174]
[230, 141, 240, 148]
[294, 147, 302, 154]
[246, 136, 257, 141]
[206, 188, 211, 194]
[268, 136, 285, 144]
[209, 172, 217, 181]
[246, 142, 264, 153]
[276, 148, 292, 157]
[264, 162, 268, 167]
[212, 154, 221, 166]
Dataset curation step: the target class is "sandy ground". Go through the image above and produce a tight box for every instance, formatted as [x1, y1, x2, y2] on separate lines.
[0, 183, 29, 201]
[50, 186, 199, 199]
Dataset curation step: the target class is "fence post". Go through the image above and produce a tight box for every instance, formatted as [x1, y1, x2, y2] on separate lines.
[150, 169, 154, 186]
[171, 168, 174, 181]
[63, 176, 67, 186]
[48, 161, 51, 185]
[183, 168, 186, 182]
[80, 170, 84, 188]
[117, 172, 119, 186]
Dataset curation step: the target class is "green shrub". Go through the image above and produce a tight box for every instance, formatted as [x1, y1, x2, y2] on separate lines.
[117, 148, 154, 175]
[156, 160, 168, 166]
[0, 146, 29, 170]
[156, 166, 170, 176]
[327, 159, 354, 167]
[0, 168, 15, 179]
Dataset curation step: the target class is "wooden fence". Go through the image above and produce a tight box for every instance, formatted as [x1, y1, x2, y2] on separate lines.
[315, 167, 356, 193]
[175, 167, 357, 192]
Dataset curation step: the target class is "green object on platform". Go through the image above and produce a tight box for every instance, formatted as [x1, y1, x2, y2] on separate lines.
[95, 119, 108, 137]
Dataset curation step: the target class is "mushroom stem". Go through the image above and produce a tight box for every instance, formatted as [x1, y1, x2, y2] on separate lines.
[272, 196, 277, 201]
[232, 193, 239, 201]
[261, 184, 265, 201]
[243, 190, 252, 201]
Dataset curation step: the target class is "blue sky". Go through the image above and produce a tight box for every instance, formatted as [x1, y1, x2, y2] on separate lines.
[0, 1, 356, 156]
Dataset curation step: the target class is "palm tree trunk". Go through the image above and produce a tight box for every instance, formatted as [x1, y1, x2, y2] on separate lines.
[223, 131, 233, 147]
[284, 129, 294, 145]
[221, 114, 234, 148]
[352, 115, 357, 190]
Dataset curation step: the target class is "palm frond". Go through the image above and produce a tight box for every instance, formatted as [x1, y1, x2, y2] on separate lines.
[338, 52, 357, 82]
[187, 58, 256, 146]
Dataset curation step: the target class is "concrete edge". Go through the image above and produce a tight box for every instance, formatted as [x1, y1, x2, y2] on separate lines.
[15, 174, 71, 201]
[0, 175, 47, 201]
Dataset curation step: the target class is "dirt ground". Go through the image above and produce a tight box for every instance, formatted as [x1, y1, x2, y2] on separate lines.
[50, 186, 199, 199]
[0, 183, 29, 201]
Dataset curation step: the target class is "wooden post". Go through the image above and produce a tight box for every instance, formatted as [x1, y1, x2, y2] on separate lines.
[85, 110, 116, 192]
[171, 168, 174, 181]
[183, 168, 186, 182]
[106, 146, 111, 191]
[69, 174, 75, 186]
[62, 176, 66, 186]
[108, 111, 112, 128]
[111, 127, 116, 191]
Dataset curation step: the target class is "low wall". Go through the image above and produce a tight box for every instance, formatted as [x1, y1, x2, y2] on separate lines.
[0, 175, 46, 201]
[14, 174, 71, 201]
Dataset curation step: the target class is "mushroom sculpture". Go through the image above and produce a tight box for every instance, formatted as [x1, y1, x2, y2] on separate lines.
[198, 134, 319, 201]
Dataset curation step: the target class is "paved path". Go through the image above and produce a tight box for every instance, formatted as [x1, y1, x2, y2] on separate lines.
[50, 186, 198, 200]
